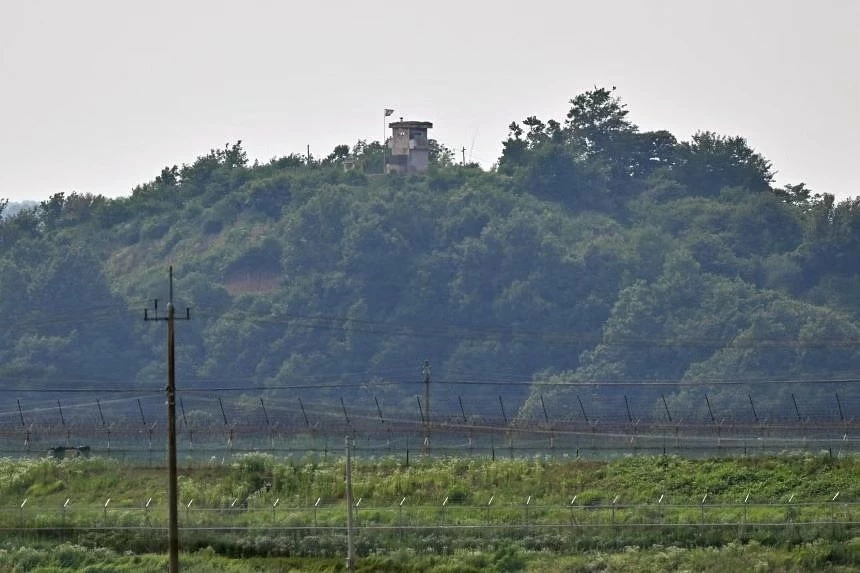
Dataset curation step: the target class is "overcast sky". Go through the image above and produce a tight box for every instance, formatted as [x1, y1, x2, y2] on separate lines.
[1, 0, 858, 202]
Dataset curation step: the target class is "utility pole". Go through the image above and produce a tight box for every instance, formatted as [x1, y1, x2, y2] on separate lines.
[345, 436, 356, 573]
[144, 266, 190, 573]
[422, 360, 431, 448]
[461, 146, 466, 166]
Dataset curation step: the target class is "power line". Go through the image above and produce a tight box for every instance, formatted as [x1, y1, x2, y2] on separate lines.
[206, 310, 860, 349]
[0, 374, 858, 393]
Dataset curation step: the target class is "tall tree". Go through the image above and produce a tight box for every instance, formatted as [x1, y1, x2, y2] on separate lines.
[676, 131, 774, 196]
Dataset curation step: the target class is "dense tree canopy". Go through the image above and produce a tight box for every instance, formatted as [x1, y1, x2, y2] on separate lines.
[0, 88, 857, 422]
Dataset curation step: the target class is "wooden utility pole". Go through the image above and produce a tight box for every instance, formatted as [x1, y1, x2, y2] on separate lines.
[345, 436, 356, 573]
[145, 266, 190, 573]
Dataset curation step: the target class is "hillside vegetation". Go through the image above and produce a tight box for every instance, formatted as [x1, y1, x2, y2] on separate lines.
[1, 87, 859, 422]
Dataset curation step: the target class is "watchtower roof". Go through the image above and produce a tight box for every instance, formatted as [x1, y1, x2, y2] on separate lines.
[389, 121, 433, 129]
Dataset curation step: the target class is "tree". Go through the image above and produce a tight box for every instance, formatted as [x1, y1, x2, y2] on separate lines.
[325, 144, 351, 164]
[352, 140, 385, 173]
[37, 192, 66, 230]
[155, 165, 180, 187]
[676, 131, 774, 196]
[223, 140, 248, 168]
[428, 139, 455, 167]
[564, 86, 636, 157]
[269, 154, 307, 169]
[498, 122, 529, 173]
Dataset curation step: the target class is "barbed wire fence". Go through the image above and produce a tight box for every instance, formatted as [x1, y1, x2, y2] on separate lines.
[0, 496, 856, 555]
[0, 384, 855, 464]
[0, 384, 856, 557]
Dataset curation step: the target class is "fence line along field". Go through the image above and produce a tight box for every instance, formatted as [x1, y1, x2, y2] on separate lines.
[0, 452, 856, 565]
[0, 387, 856, 569]
[0, 388, 856, 463]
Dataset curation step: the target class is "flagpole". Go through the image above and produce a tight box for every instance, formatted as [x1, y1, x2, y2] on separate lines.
[383, 109, 394, 174]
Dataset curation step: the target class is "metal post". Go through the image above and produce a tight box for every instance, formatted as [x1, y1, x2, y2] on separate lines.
[748, 394, 759, 423]
[423, 360, 431, 448]
[299, 397, 310, 428]
[340, 397, 351, 427]
[577, 394, 589, 422]
[661, 394, 672, 422]
[97, 400, 106, 426]
[705, 393, 715, 423]
[375, 396, 385, 425]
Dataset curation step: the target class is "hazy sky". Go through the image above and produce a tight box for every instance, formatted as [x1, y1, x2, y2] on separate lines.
[1, 0, 858, 202]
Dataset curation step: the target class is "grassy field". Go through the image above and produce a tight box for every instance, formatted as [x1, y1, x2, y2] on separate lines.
[0, 540, 856, 572]
[0, 454, 856, 571]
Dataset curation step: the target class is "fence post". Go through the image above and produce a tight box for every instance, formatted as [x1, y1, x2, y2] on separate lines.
[145, 497, 152, 526]
[741, 493, 750, 538]
[148, 424, 155, 467]
[314, 497, 321, 528]
[400, 496, 407, 541]
[569, 495, 578, 526]
[624, 396, 638, 452]
[62, 497, 70, 537]
[831, 492, 840, 540]
[785, 494, 796, 539]
[354, 498, 361, 527]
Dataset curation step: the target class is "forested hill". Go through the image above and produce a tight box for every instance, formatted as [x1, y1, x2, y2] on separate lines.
[1, 87, 859, 423]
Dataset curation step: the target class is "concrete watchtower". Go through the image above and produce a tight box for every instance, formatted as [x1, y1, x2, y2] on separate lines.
[386, 119, 433, 174]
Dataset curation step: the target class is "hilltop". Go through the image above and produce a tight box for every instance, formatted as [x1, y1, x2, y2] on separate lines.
[1, 87, 858, 423]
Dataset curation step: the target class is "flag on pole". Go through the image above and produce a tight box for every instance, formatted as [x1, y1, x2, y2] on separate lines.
[384, 108, 394, 117]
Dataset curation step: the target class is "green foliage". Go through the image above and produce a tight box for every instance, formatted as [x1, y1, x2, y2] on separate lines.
[0, 456, 855, 570]
[1, 88, 859, 422]
[676, 131, 774, 197]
